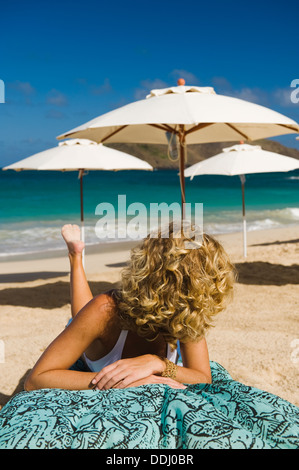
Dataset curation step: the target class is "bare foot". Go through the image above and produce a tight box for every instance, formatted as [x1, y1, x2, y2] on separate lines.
[61, 224, 85, 256]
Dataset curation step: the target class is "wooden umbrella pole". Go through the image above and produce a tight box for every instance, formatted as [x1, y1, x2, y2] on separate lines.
[80, 170, 84, 224]
[179, 126, 186, 219]
[240, 174, 247, 258]
[79, 169, 85, 267]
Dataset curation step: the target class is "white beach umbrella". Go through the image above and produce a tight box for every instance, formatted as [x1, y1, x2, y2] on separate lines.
[185, 143, 299, 257]
[3, 139, 153, 265]
[57, 79, 299, 215]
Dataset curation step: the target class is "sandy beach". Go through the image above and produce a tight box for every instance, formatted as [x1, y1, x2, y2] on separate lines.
[0, 226, 298, 410]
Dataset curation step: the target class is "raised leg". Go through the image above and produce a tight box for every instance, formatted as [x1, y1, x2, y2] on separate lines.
[61, 224, 93, 318]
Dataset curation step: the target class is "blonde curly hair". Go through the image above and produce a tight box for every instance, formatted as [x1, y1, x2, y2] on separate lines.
[114, 222, 237, 350]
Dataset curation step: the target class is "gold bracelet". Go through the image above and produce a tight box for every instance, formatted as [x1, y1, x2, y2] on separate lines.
[161, 358, 177, 380]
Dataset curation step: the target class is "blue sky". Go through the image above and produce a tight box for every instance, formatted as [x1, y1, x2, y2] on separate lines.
[0, 0, 298, 166]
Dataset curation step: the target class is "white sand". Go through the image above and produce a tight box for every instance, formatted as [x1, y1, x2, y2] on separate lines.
[0, 226, 298, 409]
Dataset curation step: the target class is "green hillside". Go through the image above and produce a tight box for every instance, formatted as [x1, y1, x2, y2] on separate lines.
[108, 139, 299, 169]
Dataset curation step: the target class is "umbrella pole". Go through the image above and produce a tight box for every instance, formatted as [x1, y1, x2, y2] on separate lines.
[79, 170, 85, 268]
[240, 175, 247, 258]
[179, 126, 186, 219]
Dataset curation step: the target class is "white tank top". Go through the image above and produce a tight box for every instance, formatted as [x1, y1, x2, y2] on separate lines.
[83, 330, 178, 372]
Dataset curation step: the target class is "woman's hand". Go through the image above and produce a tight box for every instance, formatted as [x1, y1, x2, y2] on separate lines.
[91, 354, 165, 390]
[124, 375, 187, 389]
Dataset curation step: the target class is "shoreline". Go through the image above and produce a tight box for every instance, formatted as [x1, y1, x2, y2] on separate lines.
[0, 238, 138, 264]
[0, 224, 298, 409]
[0, 223, 298, 263]
[0, 223, 298, 283]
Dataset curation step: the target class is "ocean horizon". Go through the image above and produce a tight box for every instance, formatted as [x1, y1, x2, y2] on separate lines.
[1, 168, 299, 258]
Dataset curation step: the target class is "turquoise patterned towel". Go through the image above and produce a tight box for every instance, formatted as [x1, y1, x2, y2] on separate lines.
[0, 362, 298, 449]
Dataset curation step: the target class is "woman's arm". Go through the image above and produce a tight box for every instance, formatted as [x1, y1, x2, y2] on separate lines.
[24, 295, 114, 391]
[176, 338, 212, 384]
[91, 337, 211, 390]
[25, 290, 211, 391]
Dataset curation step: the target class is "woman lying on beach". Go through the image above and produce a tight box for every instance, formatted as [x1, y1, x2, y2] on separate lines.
[2, 222, 299, 449]
[24, 222, 236, 392]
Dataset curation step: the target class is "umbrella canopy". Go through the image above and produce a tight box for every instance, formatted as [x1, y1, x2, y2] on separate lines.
[185, 143, 299, 177]
[185, 143, 299, 257]
[57, 87, 299, 144]
[3, 138, 153, 171]
[57, 81, 299, 214]
[3, 139, 153, 265]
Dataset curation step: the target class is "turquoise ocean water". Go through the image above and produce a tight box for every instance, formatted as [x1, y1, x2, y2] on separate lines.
[0, 168, 299, 257]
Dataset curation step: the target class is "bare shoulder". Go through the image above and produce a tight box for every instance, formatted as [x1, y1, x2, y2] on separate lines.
[69, 293, 118, 338]
[87, 292, 118, 327]
[92, 292, 117, 312]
